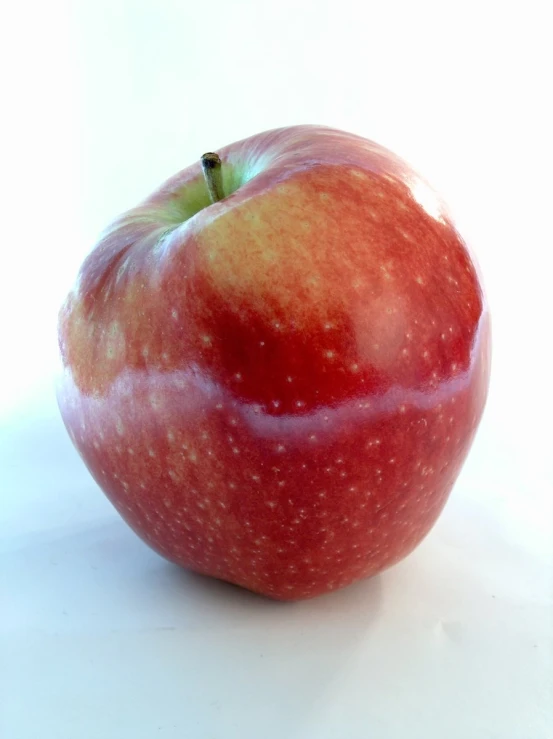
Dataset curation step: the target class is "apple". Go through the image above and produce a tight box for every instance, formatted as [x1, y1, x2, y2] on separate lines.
[57, 125, 490, 600]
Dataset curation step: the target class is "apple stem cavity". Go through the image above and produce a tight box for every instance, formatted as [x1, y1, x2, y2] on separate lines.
[201, 152, 224, 204]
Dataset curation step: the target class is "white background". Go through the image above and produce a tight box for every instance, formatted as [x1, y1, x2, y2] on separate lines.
[1, 1, 552, 737]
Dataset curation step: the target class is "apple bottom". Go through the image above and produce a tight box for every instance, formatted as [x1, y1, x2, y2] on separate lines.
[57, 357, 486, 601]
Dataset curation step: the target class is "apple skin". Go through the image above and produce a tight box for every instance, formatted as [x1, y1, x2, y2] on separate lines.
[57, 125, 490, 600]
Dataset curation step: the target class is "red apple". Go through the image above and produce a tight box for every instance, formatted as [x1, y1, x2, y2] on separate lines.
[57, 125, 490, 600]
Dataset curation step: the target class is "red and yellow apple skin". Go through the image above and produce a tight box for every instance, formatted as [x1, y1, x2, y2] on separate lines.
[57, 125, 490, 600]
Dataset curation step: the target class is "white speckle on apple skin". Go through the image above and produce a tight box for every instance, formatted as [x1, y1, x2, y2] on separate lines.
[149, 394, 163, 410]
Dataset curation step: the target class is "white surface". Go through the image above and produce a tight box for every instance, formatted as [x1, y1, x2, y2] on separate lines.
[1, 1, 552, 737]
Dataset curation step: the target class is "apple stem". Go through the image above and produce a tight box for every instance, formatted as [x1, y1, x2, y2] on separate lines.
[201, 152, 224, 204]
